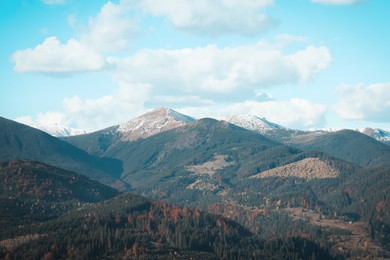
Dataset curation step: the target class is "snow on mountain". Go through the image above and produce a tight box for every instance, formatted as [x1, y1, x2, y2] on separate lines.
[312, 127, 390, 143]
[358, 127, 390, 143]
[38, 124, 87, 137]
[223, 114, 285, 134]
[117, 107, 195, 141]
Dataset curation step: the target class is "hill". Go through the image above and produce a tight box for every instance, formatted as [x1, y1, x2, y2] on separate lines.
[0, 117, 125, 189]
[0, 160, 120, 228]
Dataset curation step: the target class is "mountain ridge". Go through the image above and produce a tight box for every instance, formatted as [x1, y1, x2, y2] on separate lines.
[0, 116, 125, 190]
[16, 107, 390, 144]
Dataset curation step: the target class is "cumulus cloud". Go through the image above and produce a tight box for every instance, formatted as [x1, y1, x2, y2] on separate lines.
[16, 82, 151, 132]
[15, 111, 68, 130]
[61, 82, 151, 130]
[111, 42, 331, 97]
[334, 82, 390, 122]
[311, 0, 363, 5]
[11, 37, 107, 74]
[128, 0, 277, 36]
[80, 1, 139, 53]
[12, 1, 138, 74]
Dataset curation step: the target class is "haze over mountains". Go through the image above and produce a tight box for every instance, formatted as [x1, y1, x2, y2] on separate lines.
[1, 107, 390, 258]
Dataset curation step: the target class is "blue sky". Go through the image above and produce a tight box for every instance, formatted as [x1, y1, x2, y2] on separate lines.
[1, 0, 389, 132]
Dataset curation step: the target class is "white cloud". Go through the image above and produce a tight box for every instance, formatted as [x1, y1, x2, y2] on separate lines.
[62, 82, 151, 130]
[111, 42, 331, 97]
[311, 0, 362, 5]
[334, 82, 390, 122]
[129, 0, 277, 36]
[42, 0, 66, 4]
[80, 1, 139, 53]
[12, 1, 138, 74]
[288, 45, 332, 81]
[11, 37, 107, 74]
[149, 95, 215, 106]
[16, 82, 151, 132]
[15, 111, 68, 129]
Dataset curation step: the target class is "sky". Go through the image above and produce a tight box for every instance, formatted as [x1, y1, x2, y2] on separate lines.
[1, 0, 389, 132]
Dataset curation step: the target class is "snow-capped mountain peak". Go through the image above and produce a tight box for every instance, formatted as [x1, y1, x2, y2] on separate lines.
[358, 127, 390, 142]
[117, 107, 195, 141]
[14, 119, 87, 137]
[223, 114, 284, 134]
[41, 124, 87, 137]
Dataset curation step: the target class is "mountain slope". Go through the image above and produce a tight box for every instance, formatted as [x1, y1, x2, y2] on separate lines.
[102, 118, 356, 209]
[0, 160, 120, 228]
[105, 118, 293, 187]
[63, 125, 121, 157]
[291, 129, 390, 167]
[0, 117, 125, 189]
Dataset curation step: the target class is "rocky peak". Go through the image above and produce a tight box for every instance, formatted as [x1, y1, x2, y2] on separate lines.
[117, 107, 195, 141]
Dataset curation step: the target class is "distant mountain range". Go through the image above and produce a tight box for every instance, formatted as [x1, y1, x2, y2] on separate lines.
[18, 107, 390, 145]
[62, 108, 390, 168]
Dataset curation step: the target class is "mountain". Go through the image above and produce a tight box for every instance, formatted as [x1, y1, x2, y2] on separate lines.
[222, 115, 390, 166]
[14, 118, 87, 137]
[223, 114, 390, 147]
[222, 115, 328, 147]
[64, 107, 195, 156]
[223, 114, 285, 134]
[290, 129, 390, 167]
[358, 127, 390, 144]
[117, 107, 196, 141]
[99, 118, 359, 221]
[0, 160, 120, 228]
[104, 118, 293, 188]
[0, 116, 125, 190]
[37, 123, 87, 137]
